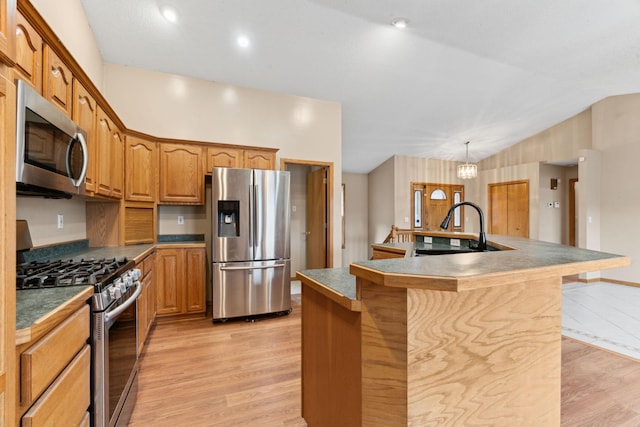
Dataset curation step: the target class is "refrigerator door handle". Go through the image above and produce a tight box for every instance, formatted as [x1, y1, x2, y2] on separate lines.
[219, 263, 287, 271]
[249, 183, 254, 254]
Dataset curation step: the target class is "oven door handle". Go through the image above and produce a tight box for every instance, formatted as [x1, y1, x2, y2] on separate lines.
[104, 282, 142, 323]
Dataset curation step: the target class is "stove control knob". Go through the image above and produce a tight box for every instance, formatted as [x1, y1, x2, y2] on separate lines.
[131, 268, 142, 281]
[108, 287, 119, 300]
[114, 278, 126, 293]
[122, 274, 133, 288]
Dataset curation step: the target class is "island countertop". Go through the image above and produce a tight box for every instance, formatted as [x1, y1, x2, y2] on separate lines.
[299, 233, 629, 308]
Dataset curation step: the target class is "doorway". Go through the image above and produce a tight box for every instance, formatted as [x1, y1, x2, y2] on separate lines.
[281, 159, 334, 276]
[569, 178, 578, 246]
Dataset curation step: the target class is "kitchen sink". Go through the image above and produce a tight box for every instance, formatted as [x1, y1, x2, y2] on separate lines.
[414, 248, 481, 256]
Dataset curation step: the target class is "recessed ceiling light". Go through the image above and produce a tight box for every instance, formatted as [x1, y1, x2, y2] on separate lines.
[391, 18, 408, 29]
[237, 35, 250, 48]
[160, 5, 178, 23]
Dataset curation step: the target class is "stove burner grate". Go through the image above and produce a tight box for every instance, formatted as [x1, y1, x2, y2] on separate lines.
[16, 257, 129, 290]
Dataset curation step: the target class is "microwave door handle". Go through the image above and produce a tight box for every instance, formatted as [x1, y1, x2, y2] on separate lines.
[65, 132, 89, 187]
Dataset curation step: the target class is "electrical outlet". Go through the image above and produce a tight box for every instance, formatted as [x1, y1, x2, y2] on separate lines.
[57, 214, 64, 229]
[292, 205, 297, 212]
[424, 236, 433, 243]
[178, 215, 184, 225]
[450, 238, 461, 247]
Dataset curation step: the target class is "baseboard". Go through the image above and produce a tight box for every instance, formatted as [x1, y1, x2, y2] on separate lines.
[601, 278, 640, 288]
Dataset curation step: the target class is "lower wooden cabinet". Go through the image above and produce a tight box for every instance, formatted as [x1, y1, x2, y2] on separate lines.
[156, 247, 206, 318]
[137, 251, 156, 355]
[18, 305, 91, 427]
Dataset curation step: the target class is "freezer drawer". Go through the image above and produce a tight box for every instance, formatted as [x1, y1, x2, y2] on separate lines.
[213, 260, 291, 320]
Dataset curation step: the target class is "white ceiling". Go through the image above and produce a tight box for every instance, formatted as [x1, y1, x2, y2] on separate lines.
[79, 0, 640, 173]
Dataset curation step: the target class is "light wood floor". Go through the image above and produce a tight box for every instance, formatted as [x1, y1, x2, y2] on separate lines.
[130, 294, 640, 426]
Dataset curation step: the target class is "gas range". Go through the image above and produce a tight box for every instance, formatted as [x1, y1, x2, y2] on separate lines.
[16, 257, 141, 312]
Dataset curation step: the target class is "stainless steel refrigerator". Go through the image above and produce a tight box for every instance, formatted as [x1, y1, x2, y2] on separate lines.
[211, 167, 291, 321]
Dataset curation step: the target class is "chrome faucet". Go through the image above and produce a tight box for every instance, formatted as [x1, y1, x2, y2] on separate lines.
[439, 201, 487, 251]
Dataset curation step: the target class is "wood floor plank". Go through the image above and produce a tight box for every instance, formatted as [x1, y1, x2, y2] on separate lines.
[129, 294, 640, 426]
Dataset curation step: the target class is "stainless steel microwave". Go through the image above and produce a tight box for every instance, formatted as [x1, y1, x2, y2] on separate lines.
[16, 80, 88, 198]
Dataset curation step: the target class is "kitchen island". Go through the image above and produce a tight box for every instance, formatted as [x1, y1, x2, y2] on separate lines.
[298, 233, 629, 426]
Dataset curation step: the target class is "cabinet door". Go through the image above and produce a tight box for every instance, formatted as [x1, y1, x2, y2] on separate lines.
[159, 143, 203, 204]
[137, 268, 147, 354]
[0, 0, 15, 65]
[72, 81, 97, 193]
[95, 107, 123, 199]
[125, 136, 156, 202]
[0, 74, 16, 427]
[185, 248, 206, 313]
[111, 128, 124, 199]
[156, 249, 184, 315]
[43, 45, 72, 117]
[15, 11, 42, 92]
[243, 149, 275, 170]
[207, 146, 242, 172]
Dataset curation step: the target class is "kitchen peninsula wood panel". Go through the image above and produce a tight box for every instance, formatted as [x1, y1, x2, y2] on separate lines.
[15, 10, 42, 92]
[300, 233, 629, 426]
[43, 45, 72, 117]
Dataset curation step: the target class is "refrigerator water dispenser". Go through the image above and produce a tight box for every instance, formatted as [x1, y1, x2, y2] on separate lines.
[218, 200, 239, 237]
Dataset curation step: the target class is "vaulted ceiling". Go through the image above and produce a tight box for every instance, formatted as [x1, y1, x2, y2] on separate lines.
[79, 0, 640, 173]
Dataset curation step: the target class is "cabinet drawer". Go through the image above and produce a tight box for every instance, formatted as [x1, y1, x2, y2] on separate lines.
[143, 252, 156, 277]
[21, 305, 89, 405]
[22, 345, 91, 427]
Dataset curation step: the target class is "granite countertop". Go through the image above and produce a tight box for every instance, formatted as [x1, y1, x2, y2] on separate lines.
[297, 267, 360, 311]
[16, 240, 207, 345]
[357, 234, 629, 292]
[297, 234, 629, 308]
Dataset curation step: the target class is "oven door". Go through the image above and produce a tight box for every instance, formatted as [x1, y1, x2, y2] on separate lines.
[93, 284, 141, 427]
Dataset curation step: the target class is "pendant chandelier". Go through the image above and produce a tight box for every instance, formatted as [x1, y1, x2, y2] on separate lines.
[457, 141, 477, 179]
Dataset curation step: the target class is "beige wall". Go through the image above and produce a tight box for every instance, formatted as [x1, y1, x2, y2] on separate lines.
[479, 109, 592, 169]
[591, 94, 640, 283]
[30, 0, 104, 90]
[368, 157, 395, 250]
[16, 198, 87, 247]
[103, 64, 343, 267]
[342, 173, 369, 265]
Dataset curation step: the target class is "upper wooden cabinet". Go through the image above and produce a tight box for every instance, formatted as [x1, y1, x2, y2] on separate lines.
[207, 146, 242, 171]
[159, 143, 203, 204]
[244, 149, 276, 170]
[0, 0, 16, 65]
[72, 81, 97, 194]
[206, 146, 277, 173]
[14, 10, 42, 91]
[96, 107, 124, 199]
[43, 45, 72, 117]
[125, 135, 157, 202]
